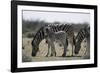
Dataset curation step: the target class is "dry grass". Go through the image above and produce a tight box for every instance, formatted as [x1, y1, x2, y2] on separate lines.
[22, 37, 90, 62]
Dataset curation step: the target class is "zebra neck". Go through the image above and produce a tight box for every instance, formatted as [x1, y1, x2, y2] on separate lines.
[33, 28, 45, 48]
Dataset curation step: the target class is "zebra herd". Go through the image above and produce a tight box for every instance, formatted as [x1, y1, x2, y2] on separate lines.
[31, 24, 90, 57]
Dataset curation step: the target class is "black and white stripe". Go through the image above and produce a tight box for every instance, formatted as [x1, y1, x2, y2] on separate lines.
[74, 25, 90, 54]
[31, 26, 45, 50]
[31, 24, 75, 57]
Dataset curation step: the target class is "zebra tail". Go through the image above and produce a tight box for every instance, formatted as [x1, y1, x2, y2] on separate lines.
[73, 36, 76, 45]
[66, 38, 68, 47]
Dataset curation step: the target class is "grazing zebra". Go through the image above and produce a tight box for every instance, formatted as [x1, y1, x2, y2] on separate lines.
[31, 26, 46, 56]
[31, 24, 75, 57]
[74, 25, 90, 55]
[44, 26, 68, 57]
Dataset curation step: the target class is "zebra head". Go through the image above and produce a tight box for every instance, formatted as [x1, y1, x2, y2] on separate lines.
[74, 25, 90, 54]
[31, 40, 39, 56]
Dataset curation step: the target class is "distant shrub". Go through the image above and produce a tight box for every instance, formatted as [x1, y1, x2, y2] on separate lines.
[26, 33, 34, 38]
[22, 19, 46, 34]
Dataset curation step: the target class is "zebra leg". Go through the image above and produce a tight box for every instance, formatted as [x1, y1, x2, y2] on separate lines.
[62, 39, 68, 57]
[83, 38, 90, 59]
[86, 38, 90, 58]
[45, 39, 51, 57]
[71, 38, 74, 56]
[46, 40, 51, 57]
[62, 45, 67, 57]
[50, 42, 56, 56]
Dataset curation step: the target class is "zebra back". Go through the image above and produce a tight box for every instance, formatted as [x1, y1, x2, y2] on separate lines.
[48, 24, 74, 38]
[31, 24, 75, 50]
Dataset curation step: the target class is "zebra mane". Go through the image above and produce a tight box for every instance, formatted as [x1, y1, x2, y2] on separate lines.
[46, 23, 73, 32]
[31, 26, 46, 47]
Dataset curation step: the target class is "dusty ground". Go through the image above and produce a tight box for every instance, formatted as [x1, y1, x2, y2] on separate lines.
[22, 37, 90, 62]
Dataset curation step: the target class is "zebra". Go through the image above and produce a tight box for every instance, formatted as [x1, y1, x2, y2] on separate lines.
[44, 26, 68, 57]
[31, 24, 75, 57]
[74, 25, 90, 56]
[47, 24, 75, 52]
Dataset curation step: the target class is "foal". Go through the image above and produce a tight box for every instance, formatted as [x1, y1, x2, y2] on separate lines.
[44, 26, 68, 57]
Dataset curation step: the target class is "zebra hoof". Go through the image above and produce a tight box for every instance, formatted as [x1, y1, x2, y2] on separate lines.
[46, 55, 49, 57]
[50, 54, 56, 57]
[62, 54, 66, 57]
[50, 54, 53, 57]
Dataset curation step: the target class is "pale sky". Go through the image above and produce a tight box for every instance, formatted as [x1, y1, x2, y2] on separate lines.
[22, 10, 90, 24]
